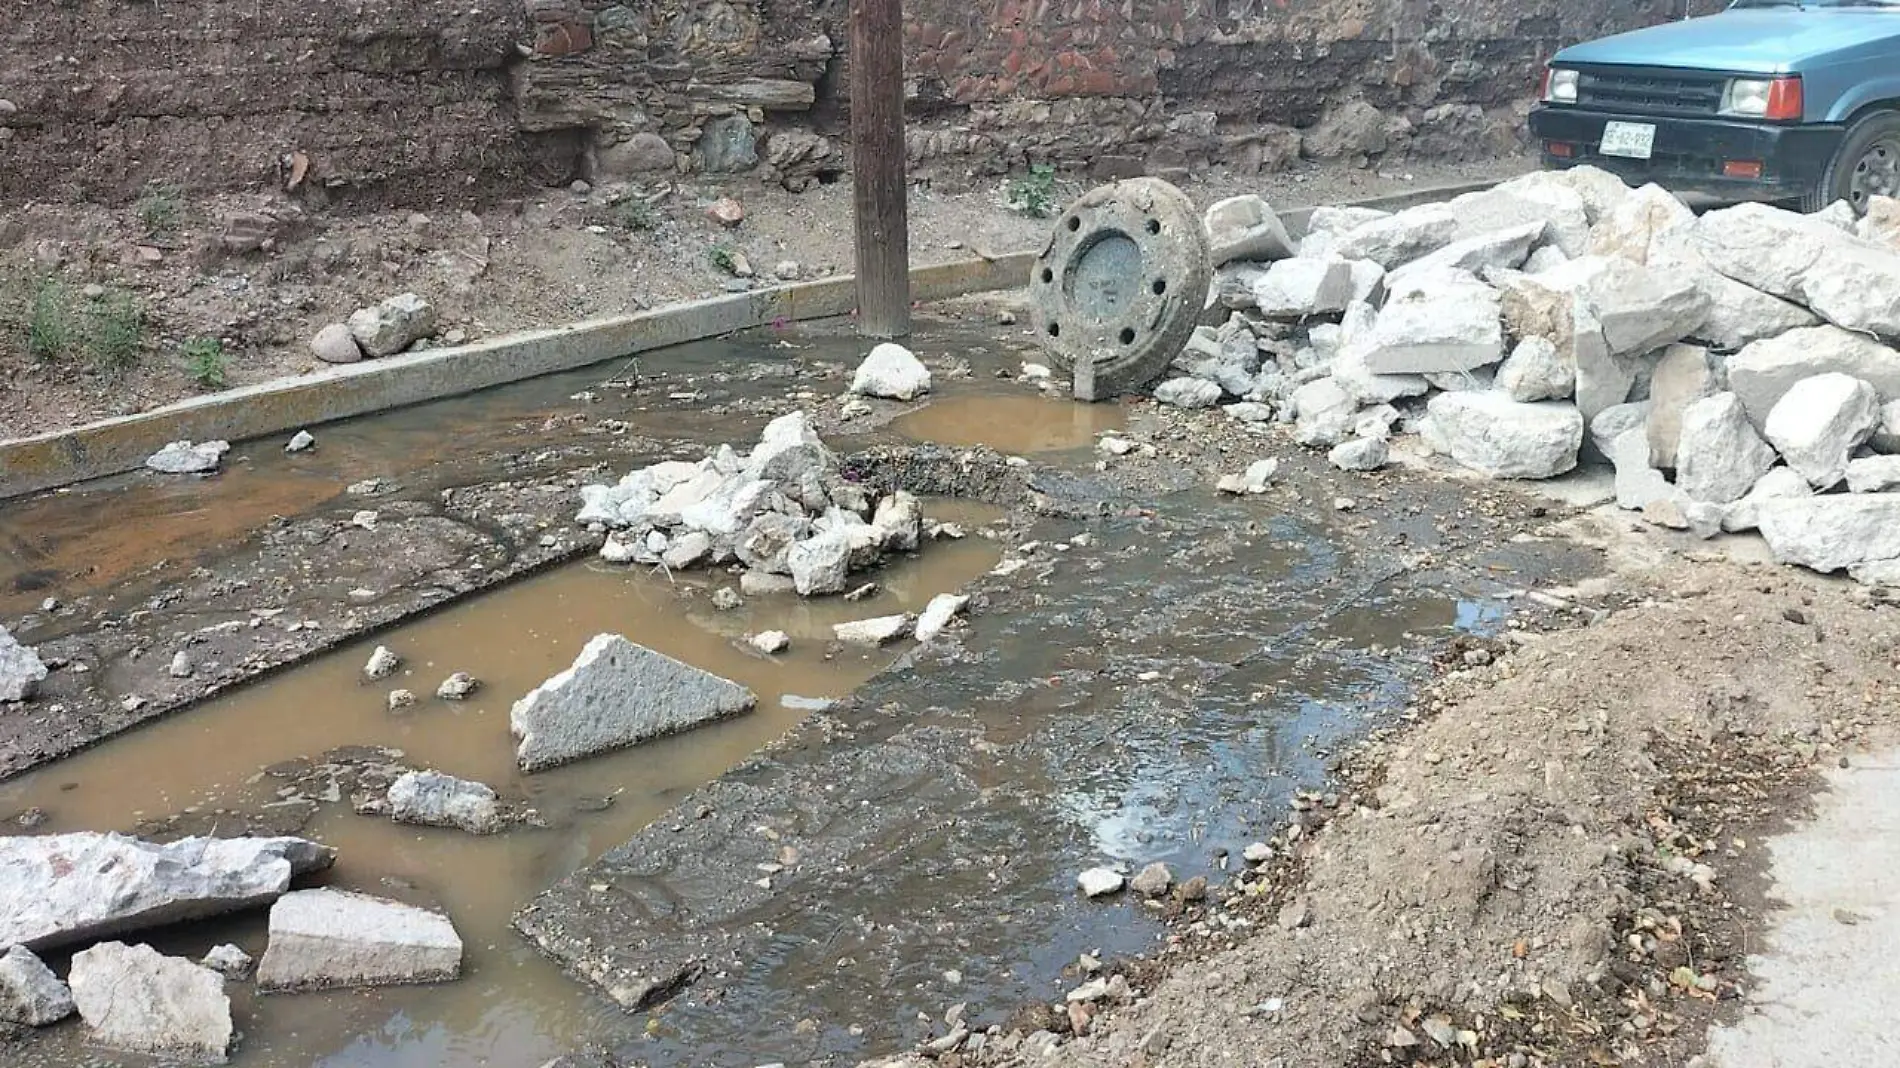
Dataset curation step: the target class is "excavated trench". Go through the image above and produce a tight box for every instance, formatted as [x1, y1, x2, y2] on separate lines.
[0, 315, 1594, 1067]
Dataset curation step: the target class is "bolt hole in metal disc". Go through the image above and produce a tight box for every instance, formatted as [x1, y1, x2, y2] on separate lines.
[1030, 177, 1211, 397]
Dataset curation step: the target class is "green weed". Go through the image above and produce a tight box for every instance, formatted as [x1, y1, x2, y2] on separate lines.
[182, 335, 229, 389]
[135, 182, 183, 236]
[86, 290, 146, 374]
[1007, 163, 1059, 219]
[26, 276, 73, 361]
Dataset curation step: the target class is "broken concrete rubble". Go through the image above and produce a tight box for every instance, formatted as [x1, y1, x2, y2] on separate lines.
[257, 888, 463, 991]
[0, 945, 74, 1027]
[145, 439, 229, 475]
[0, 625, 48, 702]
[1763, 373, 1879, 489]
[914, 593, 970, 643]
[1693, 202, 1900, 339]
[387, 770, 502, 834]
[1329, 204, 1458, 268]
[1846, 455, 1900, 493]
[1495, 337, 1572, 403]
[1725, 326, 1900, 429]
[1756, 495, 1900, 572]
[510, 634, 755, 772]
[1204, 194, 1291, 265]
[1420, 392, 1582, 480]
[1645, 344, 1721, 470]
[1251, 257, 1353, 318]
[1675, 393, 1778, 505]
[1357, 269, 1503, 375]
[0, 833, 335, 951]
[1721, 467, 1812, 534]
[851, 343, 932, 401]
[1153, 377, 1224, 408]
[69, 942, 233, 1064]
[833, 614, 914, 646]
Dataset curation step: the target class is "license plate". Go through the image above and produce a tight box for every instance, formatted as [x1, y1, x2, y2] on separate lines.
[1599, 121, 1656, 160]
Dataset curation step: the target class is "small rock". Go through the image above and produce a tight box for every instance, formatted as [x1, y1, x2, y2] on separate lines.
[1098, 436, 1137, 456]
[168, 651, 194, 679]
[435, 673, 479, 700]
[706, 198, 745, 227]
[350, 510, 379, 531]
[256, 889, 463, 991]
[1328, 436, 1388, 472]
[0, 944, 75, 1026]
[913, 593, 970, 643]
[199, 945, 253, 982]
[1242, 842, 1273, 863]
[750, 630, 791, 654]
[1153, 377, 1224, 409]
[387, 770, 501, 835]
[739, 571, 797, 596]
[1276, 897, 1311, 930]
[145, 440, 230, 475]
[387, 689, 417, 712]
[1077, 867, 1125, 898]
[710, 587, 745, 612]
[347, 293, 436, 358]
[363, 645, 402, 680]
[773, 260, 800, 280]
[285, 430, 316, 453]
[1129, 862, 1174, 898]
[310, 323, 363, 364]
[850, 343, 932, 400]
[832, 614, 913, 646]
[1216, 458, 1279, 496]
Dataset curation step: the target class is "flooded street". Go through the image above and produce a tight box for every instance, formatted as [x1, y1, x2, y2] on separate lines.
[0, 315, 1594, 1068]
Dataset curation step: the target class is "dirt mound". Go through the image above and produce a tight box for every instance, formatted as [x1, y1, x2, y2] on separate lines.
[939, 561, 1897, 1067]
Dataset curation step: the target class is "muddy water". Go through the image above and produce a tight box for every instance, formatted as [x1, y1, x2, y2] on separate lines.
[0, 499, 1002, 1068]
[891, 393, 1125, 454]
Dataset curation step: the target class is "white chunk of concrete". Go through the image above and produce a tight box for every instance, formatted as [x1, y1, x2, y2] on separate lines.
[1756, 494, 1900, 572]
[1645, 344, 1721, 469]
[0, 945, 74, 1026]
[832, 614, 914, 646]
[387, 770, 501, 834]
[913, 594, 970, 643]
[145, 440, 229, 475]
[1204, 194, 1292, 265]
[1420, 392, 1583, 480]
[1727, 326, 1900, 429]
[347, 293, 436, 357]
[1677, 392, 1778, 504]
[1721, 467, 1813, 534]
[256, 889, 462, 992]
[510, 634, 756, 772]
[1329, 204, 1459, 268]
[0, 625, 48, 702]
[1763, 373, 1881, 489]
[850, 343, 932, 400]
[1250, 257, 1354, 318]
[1845, 454, 1900, 494]
[0, 833, 334, 952]
[1357, 269, 1504, 375]
[69, 942, 232, 1064]
[1153, 377, 1225, 408]
[1495, 336, 1574, 403]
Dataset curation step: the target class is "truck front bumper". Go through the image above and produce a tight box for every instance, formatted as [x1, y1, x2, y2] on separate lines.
[1528, 105, 1842, 202]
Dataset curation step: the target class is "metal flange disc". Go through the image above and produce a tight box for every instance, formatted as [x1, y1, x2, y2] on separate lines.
[1029, 177, 1213, 398]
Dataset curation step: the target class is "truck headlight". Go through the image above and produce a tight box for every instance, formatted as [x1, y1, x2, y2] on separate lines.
[1543, 68, 1580, 105]
[1722, 76, 1803, 120]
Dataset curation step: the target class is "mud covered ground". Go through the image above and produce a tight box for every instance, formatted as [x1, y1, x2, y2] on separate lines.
[2, 303, 1895, 1068]
[0, 157, 1519, 440]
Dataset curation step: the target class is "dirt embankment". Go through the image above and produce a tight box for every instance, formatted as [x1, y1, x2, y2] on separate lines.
[915, 535, 1898, 1068]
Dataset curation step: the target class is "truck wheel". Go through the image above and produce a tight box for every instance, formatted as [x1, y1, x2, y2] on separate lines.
[1806, 111, 1900, 215]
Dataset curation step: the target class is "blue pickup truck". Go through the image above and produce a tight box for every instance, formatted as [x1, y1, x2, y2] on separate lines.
[1528, 3, 1900, 212]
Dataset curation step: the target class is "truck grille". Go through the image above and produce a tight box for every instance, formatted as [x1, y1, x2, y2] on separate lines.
[1575, 66, 1725, 117]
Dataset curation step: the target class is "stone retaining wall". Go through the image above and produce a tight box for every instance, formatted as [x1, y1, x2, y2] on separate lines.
[0, 0, 1710, 203]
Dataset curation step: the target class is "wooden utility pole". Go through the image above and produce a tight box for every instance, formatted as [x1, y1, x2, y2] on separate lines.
[849, 0, 910, 337]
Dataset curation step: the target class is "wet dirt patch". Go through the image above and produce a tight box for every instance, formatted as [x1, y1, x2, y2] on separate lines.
[0, 501, 1003, 1068]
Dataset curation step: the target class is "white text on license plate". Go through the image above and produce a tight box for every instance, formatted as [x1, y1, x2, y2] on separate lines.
[1599, 121, 1656, 161]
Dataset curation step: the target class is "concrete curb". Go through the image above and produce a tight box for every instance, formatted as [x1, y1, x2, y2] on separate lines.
[0, 175, 1508, 501]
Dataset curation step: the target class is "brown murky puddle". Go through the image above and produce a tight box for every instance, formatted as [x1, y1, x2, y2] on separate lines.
[0, 499, 1003, 1068]
[890, 393, 1126, 454]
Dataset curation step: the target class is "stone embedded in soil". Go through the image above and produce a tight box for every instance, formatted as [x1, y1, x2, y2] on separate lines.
[750, 630, 791, 654]
[1756, 494, 1900, 572]
[833, 614, 914, 646]
[309, 323, 362, 364]
[1130, 862, 1174, 898]
[0, 832, 335, 951]
[347, 292, 436, 357]
[256, 889, 463, 992]
[0, 944, 74, 1026]
[913, 593, 970, 643]
[145, 439, 230, 475]
[1077, 868, 1125, 898]
[851, 343, 932, 401]
[200, 945, 253, 981]
[1764, 373, 1880, 489]
[363, 645, 401, 680]
[387, 770, 501, 834]
[435, 672, 480, 700]
[0, 625, 49, 702]
[1420, 392, 1583, 480]
[69, 942, 233, 1064]
[510, 633, 756, 772]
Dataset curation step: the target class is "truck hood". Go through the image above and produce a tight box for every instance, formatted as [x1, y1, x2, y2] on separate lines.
[1554, 10, 1900, 75]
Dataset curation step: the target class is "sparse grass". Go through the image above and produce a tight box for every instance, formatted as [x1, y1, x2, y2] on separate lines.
[709, 246, 737, 274]
[1007, 163, 1059, 219]
[614, 197, 659, 231]
[85, 289, 146, 374]
[135, 182, 183, 236]
[26, 276, 73, 362]
[182, 335, 229, 389]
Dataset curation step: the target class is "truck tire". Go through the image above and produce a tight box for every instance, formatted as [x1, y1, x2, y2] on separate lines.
[1805, 110, 1900, 215]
